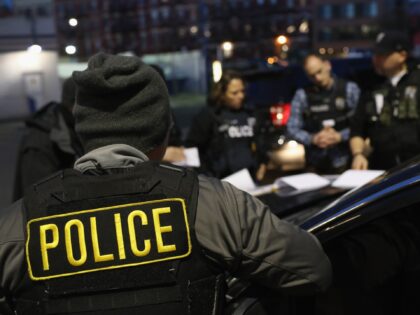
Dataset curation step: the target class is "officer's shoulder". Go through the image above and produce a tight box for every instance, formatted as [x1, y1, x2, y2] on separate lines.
[197, 174, 235, 197]
[0, 199, 25, 242]
[197, 174, 251, 200]
[294, 87, 308, 98]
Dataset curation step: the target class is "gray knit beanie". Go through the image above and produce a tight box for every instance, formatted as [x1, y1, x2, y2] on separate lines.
[72, 52, 171, 154]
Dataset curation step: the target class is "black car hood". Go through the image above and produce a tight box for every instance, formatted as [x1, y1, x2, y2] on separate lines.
[298, 156, 420, 236]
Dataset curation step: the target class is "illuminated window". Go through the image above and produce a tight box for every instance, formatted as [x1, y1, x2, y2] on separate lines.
[319, 4, 332, 20]
[344, 3, 355, 18]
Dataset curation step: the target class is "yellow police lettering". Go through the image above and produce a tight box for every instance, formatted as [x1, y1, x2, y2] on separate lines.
[153, 207, 176, 253]
[39, 224, 59, 271]
[127, 210, 151, 257]
[90, 217, 114, 263]
[114, 213, 126, 260]
[64, 219, 87, 266]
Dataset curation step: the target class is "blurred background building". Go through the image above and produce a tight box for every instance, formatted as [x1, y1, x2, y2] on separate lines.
[0, 0, 418, 120]
[313, 0, 411, 57]
[53, 0, 312, 61]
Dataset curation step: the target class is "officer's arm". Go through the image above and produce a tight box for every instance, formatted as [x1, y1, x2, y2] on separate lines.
[0, 200, 27, 311]
[349, 92, 369, 139]
[349, 93, 370, 169]
[350, 136, 368, 170]
[195, 177, 332, 293]
[287, 89, 313, 146]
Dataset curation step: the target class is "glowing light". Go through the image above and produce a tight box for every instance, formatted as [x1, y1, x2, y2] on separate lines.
[319, 48, 326, 55]
[27, 44, 42, 53]
[288, 140, 299, 148]
[286, 25, 296, 33]
[276, 35, 288, 45]
[221, 41, 234, 58]
[65, 45, 77, 55]
[327, 48, 334, 54]
[282, 44, 289, 52]
[212, 60, 222, 83]
[68, 18, 78, 27]
[299, 21, 309, 33]
[222, 41, 233, 51]
[267, 57, 275, 64]
[190, 26, 198, 34]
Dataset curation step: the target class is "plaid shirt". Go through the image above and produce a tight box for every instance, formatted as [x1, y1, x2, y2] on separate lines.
[287, 80, 360, 169]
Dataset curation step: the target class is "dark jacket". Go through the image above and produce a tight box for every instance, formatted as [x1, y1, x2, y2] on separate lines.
[186, 105, 261, 178]
[351, 68, 420, 169]
[13, 102, 83, 200]
[0, 144, 332, 314]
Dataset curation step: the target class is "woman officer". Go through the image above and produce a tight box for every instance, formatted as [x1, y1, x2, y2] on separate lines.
[186, 71, 266, 180]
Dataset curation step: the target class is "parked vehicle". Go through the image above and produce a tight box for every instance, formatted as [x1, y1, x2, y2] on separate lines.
[227, 156, 420, 314]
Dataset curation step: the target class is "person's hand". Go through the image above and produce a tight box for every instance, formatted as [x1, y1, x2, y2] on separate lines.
[163, 146, 186, 163]
[322, 127, 342, 146]
[352, 154, 368, 170]
[312, 130, 330, 148]
[312, 128, 342, 148]
[255, 163, 267, 182]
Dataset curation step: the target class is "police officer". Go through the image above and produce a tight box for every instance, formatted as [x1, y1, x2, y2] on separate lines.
[288, 54, 360, 173]
[0, 53, 331, 314]
[186, 71, 266, 180]
[13, 78, 83, 200]
[351, 31, 420, 170]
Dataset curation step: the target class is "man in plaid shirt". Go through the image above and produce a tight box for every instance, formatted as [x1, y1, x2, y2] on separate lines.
[287, 54, 360, 173]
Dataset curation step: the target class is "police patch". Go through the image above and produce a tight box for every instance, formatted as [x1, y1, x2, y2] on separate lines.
[335, 97, 346, 110]
[26, 198, 191, 281]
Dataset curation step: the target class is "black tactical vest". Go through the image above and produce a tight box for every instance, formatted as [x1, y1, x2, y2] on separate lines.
[365, 69, 420, 169]
[304, 78, 350, 133]
[209, 107, 257, 178]
[19, 161, 224, 315]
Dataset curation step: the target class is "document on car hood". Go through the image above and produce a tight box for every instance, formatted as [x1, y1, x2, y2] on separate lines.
[278, 173, 331, 191]
[222, 168, 257, 192]
[332, 170, 385, 189]
[222, 169, 276, 196]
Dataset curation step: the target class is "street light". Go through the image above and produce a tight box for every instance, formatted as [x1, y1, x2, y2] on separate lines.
[221, 41, 233, 58]
[275, 35, 288, 45]
[68, 18, 78, 27]
[65, 45, 77, 55]
[299, 21, 309, 33]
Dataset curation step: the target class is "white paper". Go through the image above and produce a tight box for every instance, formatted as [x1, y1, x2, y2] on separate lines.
[279, 173, 331, 191]
[172, 147, 201, 167]
[332, 170, 385, 189]
[249, 184, 277, 196]
[222, 168, 257, 192]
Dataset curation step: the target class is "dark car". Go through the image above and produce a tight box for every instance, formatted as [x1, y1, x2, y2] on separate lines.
[227, 156, 420, 315]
